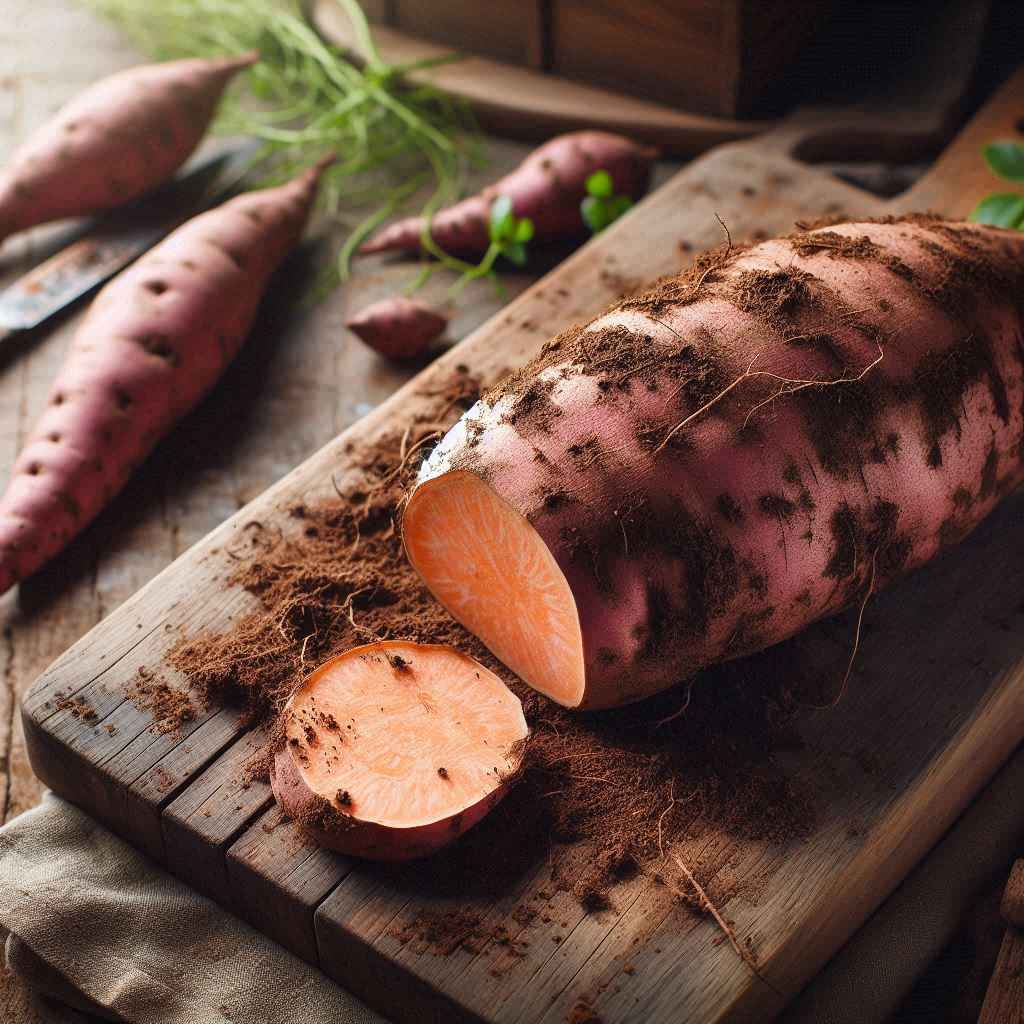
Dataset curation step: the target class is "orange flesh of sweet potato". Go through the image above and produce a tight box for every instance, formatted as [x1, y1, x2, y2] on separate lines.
[404, 472, 586, 707]
[270, 641, 528, 861]
[404, 218, 1024, 710]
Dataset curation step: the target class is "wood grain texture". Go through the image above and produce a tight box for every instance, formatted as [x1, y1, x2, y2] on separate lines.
[1001, 859, 1024, 930]
[548, 0, 835, 117]
[17, 42, 1024, 1023]
[226, 805, 352, 965]
[390, 1, 547, 69]
[979, 929, 1024, 1024]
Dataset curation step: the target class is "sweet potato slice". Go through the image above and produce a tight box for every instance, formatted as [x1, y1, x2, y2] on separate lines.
[271, 640, 528, 861]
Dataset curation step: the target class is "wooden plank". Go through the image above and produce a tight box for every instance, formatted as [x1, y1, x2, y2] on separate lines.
[391, 1, 547, 69]
[979, 929, 1024, 1024]
[1002, 860, 1024, 929]
[161, 727, 275, 898]
[226, 805, 351, 965]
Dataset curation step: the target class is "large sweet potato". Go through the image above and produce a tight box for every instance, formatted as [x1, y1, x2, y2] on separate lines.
[404, 218, 1024, 709]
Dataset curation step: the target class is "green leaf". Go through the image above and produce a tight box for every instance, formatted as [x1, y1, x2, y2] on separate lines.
[608, 194, 633, 220]
[968, 192, 1024, 229]
[983, 142, 1024, 183]
[489, 195, 514, 240]
[503, 241, 527, 266]
[586, 169, 614, 199]
[514, 217, 535, 243]
[581, 195, 608, 234]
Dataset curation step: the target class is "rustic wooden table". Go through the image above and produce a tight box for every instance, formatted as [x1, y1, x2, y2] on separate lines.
[0, 2, 1013, 1022]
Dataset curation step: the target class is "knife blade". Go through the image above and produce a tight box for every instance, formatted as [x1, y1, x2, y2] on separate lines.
[0, 143, 261, 345]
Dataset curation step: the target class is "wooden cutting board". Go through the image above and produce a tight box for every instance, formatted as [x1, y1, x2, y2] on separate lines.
[21, 68, 1024, 1024]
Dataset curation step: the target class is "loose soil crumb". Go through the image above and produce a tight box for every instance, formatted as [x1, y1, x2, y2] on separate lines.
[568, 1000, 605, 1024]
[54, 693, 97, 722]
[128, 668, 197, 734]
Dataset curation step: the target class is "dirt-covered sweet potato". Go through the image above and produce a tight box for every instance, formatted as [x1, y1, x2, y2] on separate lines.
[404, 217, 1024, 709]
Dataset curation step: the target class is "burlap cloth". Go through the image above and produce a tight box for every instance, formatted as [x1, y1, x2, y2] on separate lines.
[1, 746, 1022, 1024]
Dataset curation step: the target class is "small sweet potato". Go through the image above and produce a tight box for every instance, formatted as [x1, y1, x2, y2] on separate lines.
[347, 296, 448, 361]
[360, 131, 656, 256]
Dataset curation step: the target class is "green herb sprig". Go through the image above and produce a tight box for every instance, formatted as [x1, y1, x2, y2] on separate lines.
[84, 0, 484, 286]
[970, 141, 1024, 228]
[412, 195, 534, 299]
[581, 170, 633, 234]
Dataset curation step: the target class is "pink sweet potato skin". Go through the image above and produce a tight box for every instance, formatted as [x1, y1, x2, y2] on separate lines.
[0, 158, 331, 595]
[413, 219, 1024, 709]
[360, 131, 656, 256]
[347, 296, 448, 360]
[0, 53, 256, 242]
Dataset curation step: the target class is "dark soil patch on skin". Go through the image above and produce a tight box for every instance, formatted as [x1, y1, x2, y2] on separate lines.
[758, 493, 796, 521]
[789, 231, 880, 260]
[824, 503, 861, 581]
[619, 243, 748, 318]
[502, 375, 562, 432]
[716, 493, 745, 524]
[913, 332, 1010, 466]
[731, 268, 815, 332]
[823, 499, 910, 587]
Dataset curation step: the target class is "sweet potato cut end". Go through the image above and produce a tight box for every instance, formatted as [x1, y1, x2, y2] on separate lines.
[404, 470, 586, 708]
[276, 641, 527, 845]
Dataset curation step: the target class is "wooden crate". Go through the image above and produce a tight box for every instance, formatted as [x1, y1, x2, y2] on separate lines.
[384, 0, 547, 69]
[549, 0, 837, 116]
